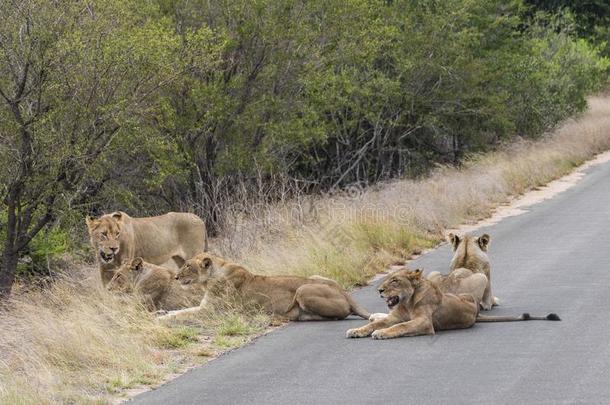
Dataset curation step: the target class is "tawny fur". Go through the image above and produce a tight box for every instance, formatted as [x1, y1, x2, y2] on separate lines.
[106, 258, 204, 311]
[347, 269, 559, 340]
[427, 233, 498, 310]
[86, 211, 207, 286]
[160, 253, 370, 321]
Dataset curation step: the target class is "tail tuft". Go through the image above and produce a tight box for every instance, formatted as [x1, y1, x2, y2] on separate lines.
[522, 313, 531, 320]
[546, 313, 561, 321]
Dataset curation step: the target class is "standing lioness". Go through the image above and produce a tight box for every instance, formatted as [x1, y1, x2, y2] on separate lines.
[160, 253, 370, 321]
[86, 211, 207, 286]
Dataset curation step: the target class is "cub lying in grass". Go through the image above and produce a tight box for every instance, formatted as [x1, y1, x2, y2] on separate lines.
[346, 268, 559, 340]
[107, 258, 203, 311]
[159, 253, 370, 321]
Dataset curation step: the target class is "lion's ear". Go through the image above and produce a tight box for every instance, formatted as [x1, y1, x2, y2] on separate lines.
[131, 257, 144, 272]
[411, 269, 424, 279]
[478, 234, 490, 251]
[201, 257, 212, 270]
[447, 233, 460, 251]
[85, 216, 97, 231]
[111, 211, 123, 221]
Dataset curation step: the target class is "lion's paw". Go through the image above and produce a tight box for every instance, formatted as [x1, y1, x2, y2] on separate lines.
[346, 328, 369, 338]
[369, 313, 388, 321]
[157, 310, 179, 320]
[371, 330, 391, 340]
[492, 296, 501, 306]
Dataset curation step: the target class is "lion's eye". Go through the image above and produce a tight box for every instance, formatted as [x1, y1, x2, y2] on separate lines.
[391, 279, 398, 285]
[115, 233, 120, 238]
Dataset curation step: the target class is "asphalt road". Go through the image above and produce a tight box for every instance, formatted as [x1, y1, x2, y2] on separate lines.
[132, 159, 610, 405]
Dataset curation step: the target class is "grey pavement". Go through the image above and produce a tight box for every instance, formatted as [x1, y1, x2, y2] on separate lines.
[132, 158, 610, 405]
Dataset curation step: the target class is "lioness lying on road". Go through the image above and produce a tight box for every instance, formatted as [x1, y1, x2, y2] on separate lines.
[346, 269, 559, 340]
[159, 253, 370, 321]
[427, 233, 499, 310]
[86, 211, 207, 286]
[107, 258, 203, 311]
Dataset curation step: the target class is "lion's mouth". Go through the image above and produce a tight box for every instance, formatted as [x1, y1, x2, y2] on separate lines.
[385, 296, 400, 308]
[100, 252, 115, 263]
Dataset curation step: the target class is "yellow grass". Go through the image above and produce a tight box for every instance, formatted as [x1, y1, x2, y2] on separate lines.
[221, 96, 610, 284]
[0, 272, 269, 404]
[2, 96, 610, 403]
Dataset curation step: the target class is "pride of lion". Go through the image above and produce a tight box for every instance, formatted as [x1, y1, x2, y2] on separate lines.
[87, 211, 560, 340]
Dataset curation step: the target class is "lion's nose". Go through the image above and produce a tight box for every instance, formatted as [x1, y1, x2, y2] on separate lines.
[378, 287, 385, 294]
[174, 275, 179, 280]
[110, 247, 118, 253]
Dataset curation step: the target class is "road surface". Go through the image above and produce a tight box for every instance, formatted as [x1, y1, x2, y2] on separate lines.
[133, 158, 610, 404]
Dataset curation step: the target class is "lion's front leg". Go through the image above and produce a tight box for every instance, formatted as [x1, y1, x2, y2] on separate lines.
[481, 282, 493, 310]
[371, 317, 434, 340]
[346, 316, 400, 338]
[157, 293, 211, 321]
[369, 313, 389, 321]
[100, 267, 115, 287]
[157, 305, 202, 321]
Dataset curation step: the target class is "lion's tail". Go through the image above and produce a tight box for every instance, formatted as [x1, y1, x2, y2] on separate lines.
[346, 294, 370, 320]
[476, 313, 561, 322]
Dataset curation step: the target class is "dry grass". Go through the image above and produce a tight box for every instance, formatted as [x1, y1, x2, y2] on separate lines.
[219, 97, 610, 285]
[2, 96, 610, 403]
[0, 271, 269, 404]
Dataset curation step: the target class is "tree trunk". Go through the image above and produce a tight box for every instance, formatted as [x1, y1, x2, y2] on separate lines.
[0, 245, 18, 298]
[1, 193, 18, 298]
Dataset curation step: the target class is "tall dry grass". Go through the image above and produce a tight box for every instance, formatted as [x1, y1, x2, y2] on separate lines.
[217, 97, 610, 286]
[2, 96, 610, 403]
[0, 270, 269, 404]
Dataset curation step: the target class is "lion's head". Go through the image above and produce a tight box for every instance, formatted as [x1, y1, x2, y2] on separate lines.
[86, 212, 125, 264]
[447, 232, 490, 271]
[107, 257, 144, 293]
[377, 269, 423, 309]
[175, 253, 222, 288]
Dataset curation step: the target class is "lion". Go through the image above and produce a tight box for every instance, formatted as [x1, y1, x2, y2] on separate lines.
[159, 253, 370, 321]
[85, 211, 207, 286]
[427, 233, 498, 310]
[106, 258, 203, 311]
[346, 268, 560, 340]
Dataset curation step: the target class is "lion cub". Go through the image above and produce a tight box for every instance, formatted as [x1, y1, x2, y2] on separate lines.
[107, 258, 203, 311]
[160, 253, 370, 321]
[427, 233, 499, 310]
[347, 269, 559, 340]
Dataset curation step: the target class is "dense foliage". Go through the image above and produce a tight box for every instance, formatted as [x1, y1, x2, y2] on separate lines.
[525, 0, 610, 56]
[0, 0, 608, 293]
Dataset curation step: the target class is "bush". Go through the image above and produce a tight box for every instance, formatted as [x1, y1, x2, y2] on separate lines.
[0, 0, 608, 291]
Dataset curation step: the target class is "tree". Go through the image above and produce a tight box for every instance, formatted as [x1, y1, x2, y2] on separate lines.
[525, 0, 610, 56]
[0, 0, 180, 296]
[150, 0, 324, 232]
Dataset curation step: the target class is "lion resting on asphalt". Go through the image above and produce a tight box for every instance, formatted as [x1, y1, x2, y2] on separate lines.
[346, 268, 560, 340]
[427, 233, 499, 310]
[159, 253, 370, 321]
[107, 258, 203, 311]
[86, 211, 207, 286]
